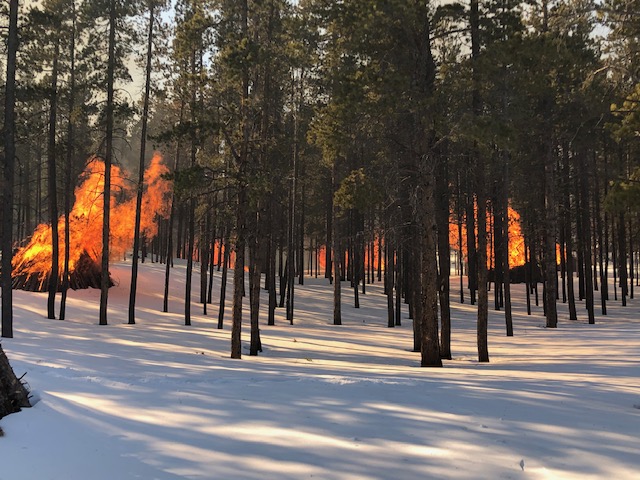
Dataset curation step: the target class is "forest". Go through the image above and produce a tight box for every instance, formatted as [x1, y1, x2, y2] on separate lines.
[1, 0, 640, 419]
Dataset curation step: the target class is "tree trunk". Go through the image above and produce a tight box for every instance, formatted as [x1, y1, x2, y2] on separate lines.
[579, 151, 595, 324]
[385, 233, 395, 328]
[419, 156, 442, 367]
[128, 1, 155, 325]
[249, 223, 263, 355]
[218, 231, 230, 329]
[543, 142, 558, 328]
[618, 212, 628, 306]
[60, 2, 77, 321]
[563, 152, 578, 320]
[47, 37, 60, 320]
[501, 155, 513, 336]
[332, 165, 342, 326]
[435, 153, 452, 358]
[99, 0, 117, 326]
[476, 157, 490, 362]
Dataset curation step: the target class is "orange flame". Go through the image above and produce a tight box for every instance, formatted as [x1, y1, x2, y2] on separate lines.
[449, 205, 526, 268]
[12, 153, 171, 289]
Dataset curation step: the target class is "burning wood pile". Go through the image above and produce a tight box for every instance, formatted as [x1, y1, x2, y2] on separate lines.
[11, 251, 111, 292]
[10, 154, 171, 292]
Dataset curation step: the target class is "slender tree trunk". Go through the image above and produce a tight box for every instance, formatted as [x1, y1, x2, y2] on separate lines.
[618, 212, 628, 306]
[332, 164, 342, 326]
[1, 0, 18, 338]
[579, 151, 595, 324]
[218, 231, 230, 329]
[268, 222, 276, 326]
[596, 160, 607, 315]
[286, 153, 296, 323]
[386, 233, 395, 328]
[543, 143, 558, 328]
[249, 221, 263, 355]
[411, 230, 422, 352]
[201, 216, 210, 314]
[47, 37, 60, 320]
[629, 218, 634, 299]
[128, 1, 155, 325]
[231, 0, 250, 358]
[563, 154, 577, 320]
[395, 245, 402, 326]
[476, 160, 489, 362]
[99, 0, 117, 326]
[60, 1, 77, 321]
[325, 195, 332, 279]
[163, 106, 183, 313]
[457, 171, 464, 303]
[436, 153, 452, 358]
[502, 154, 513, 336]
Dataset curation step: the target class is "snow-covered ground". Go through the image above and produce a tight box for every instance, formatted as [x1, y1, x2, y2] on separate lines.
[1, 260, 639, 479]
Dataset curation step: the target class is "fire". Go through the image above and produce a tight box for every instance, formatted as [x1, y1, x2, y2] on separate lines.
[12, 153, 171, 290]
[449, 205, 526, 268]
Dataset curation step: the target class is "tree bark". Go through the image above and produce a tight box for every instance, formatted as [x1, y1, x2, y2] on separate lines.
[1, 0, 18, 338]
[47, 36, 60, 320]
[419, 155, 442, 367]
[60, 0, 77, 321]
[543, 143, 558, 328]
[128, 1, 155, 325]
[99, 0, 117, 326]
[579, 151, 595, 324]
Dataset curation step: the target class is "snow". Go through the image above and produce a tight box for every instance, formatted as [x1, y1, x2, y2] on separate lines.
[1, 260, 639, 479]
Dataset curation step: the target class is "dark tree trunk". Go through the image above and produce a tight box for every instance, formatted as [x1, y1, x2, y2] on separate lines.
[332, 165, 342, 326]
[325, 195, 332, 279]
[411, 231, 422, 352]
[201, 215, 210, 314]
[163, 106, 183, 313]
[128, 1, 155, 325]
[231, 0, 250, 358]
[395, 245, 402, 326]
[465, 183, 478, 306]
[435, 153, 452, 358]
[501, 155, 513, 336]
[618, 212, 628, 306]
[47, 37, 60, 320]
[579, 152, 595, 324]
[419, 155, 442, 367]
[543, 143, 558, 328]
[218, 232, 230, 329]
[596, 159, 607, 314]
[1, 0, 18, 338]
[457, 171, 465, 303]
[476, 160, 490, 362]
[629, 218, 634, 300]
[99, 0, 117, 326]
[59, 1, 77, 321]
[563, 153, 578, 321]
[249, 220, 263, 355]
[385, 233, 395, 328]
[267, 222, 276, 326]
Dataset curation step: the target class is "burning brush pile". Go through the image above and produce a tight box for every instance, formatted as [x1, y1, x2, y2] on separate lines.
[12, 154, 171, 292]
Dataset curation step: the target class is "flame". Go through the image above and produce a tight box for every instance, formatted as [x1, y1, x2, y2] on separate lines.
[449, 205, 526, 268]
[12, 153, 171, 290]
